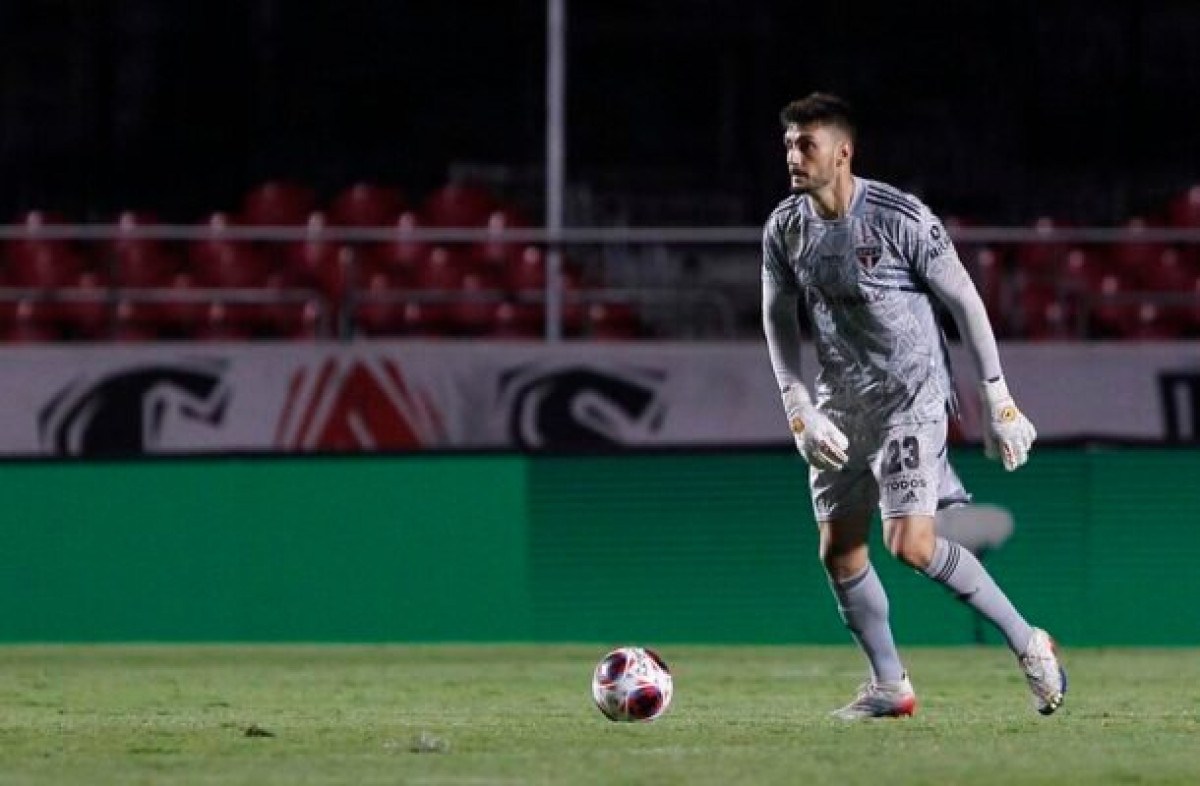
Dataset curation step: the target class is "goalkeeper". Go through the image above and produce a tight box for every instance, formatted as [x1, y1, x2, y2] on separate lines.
[762, 92, 1066, 719]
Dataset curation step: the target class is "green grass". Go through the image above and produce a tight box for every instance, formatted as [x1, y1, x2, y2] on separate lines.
[2, 645, 1199, 785]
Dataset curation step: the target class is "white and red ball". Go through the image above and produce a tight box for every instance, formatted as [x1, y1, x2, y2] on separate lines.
[591, 646, 673, 722]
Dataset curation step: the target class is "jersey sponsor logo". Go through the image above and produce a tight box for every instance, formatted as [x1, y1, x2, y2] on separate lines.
[39, 360, 231, 456]
[900, 489, 921, 504]
[885, 477, 928, 492]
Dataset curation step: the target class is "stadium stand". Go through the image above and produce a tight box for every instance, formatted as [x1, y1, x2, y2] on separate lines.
[3, 180, 1199, 343]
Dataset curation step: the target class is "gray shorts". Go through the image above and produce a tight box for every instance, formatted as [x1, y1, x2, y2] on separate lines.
[809, 417, 971, 522]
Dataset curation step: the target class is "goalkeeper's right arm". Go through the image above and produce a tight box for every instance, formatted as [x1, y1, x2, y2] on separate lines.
[762, 275, 849, 471]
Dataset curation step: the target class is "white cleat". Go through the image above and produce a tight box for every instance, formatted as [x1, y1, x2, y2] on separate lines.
[830, 673, 917, 720]
[1018, 627, 1067, 715]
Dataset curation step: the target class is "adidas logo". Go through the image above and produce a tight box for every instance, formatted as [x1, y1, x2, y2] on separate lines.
[900, 490, 920, 504]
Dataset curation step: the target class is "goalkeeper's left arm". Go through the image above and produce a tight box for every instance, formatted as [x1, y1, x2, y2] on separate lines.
[918, 230, 1037, 471]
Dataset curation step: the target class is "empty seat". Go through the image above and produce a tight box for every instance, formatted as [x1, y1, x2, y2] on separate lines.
[155, 272, 209, 335]
[54, 271, 112, 340]
[472, 208, 529, 269]
[1126, 303, 1181, 341]
[1137, 247, 1194, 292]
[412, 246, 466, 291]
[195, 301, 255, 341]
[354, 271, 408, 336]
[420, 181, 497, 227]
[448, 271, 503, 336]
[1, 299, 59, 343]
[366, 211, 429, 280]
[5, 243, 87, 288]
[329, 182, 406, 226]
[585, 301, 641, 340]
[241, 180, 317, 225]
[1109, 217, 1165, 281]
[115, 243, 179, 287]
[1014, 216, 1072, 279]
[192, 241, 271, 288]
[1167, 185, 1200, 228]
[111, 299, 159, 342]
[1088, 274, 1137, 338]
[489, 301, 543, 339]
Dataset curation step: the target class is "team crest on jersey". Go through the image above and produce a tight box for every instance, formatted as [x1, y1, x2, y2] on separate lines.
[854, 225, 882, 272]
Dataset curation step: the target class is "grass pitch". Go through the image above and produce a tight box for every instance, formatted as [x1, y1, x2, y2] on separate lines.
[2, 645, 1198, 785]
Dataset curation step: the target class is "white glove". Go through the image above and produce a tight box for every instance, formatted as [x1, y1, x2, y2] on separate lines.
[781, 384, 849, 471]
[980, 377, 1037, 471]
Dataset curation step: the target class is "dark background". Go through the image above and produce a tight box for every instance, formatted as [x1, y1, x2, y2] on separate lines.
[1, 0, 1196, 224]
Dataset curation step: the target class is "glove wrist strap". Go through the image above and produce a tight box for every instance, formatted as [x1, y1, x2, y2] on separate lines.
[981, 376, 1012, 408]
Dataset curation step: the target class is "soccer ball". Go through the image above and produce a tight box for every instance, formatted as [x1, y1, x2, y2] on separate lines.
[591, 646, 673, 722]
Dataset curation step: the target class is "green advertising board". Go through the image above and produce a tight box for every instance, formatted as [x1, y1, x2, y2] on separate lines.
[0, 448, 1196, 645]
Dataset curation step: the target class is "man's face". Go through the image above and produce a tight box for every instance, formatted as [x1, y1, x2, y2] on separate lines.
[784, 123, 849, 194]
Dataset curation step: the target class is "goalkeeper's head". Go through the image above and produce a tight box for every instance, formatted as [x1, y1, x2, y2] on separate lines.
[779, 92, 856, 196]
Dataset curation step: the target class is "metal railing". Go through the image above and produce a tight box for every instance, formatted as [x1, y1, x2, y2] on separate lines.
[1, 223, 1198, 341]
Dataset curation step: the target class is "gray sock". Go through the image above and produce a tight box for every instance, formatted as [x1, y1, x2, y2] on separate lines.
[828, 563, 906, 683]
[923, 536, 1034, 653]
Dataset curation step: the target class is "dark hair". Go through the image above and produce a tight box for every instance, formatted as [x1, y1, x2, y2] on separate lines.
[779, 92, 856, 141]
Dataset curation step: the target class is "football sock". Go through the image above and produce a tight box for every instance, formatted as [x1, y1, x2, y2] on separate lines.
[828, 562, 906, 683]
[922, 536, 1034, 653]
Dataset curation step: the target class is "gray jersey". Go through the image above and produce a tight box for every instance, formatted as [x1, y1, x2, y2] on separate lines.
[762, 177, 964, 425]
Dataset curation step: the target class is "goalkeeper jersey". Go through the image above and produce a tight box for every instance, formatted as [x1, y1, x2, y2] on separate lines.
[761, 177, 960, 425]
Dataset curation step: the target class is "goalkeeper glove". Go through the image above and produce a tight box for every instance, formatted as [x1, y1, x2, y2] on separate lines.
[980, 376, 1037, 471]
[781, 384, 849, 471]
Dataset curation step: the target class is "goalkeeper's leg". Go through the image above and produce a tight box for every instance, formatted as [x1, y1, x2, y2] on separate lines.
[884, 513, 1065, 714]
[820, 510, 915, 718]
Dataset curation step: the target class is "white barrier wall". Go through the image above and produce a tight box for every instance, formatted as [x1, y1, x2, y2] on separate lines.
[3, 340, 1199, 455]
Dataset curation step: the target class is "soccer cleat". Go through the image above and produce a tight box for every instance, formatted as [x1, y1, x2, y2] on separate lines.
[1018, 627, 1067, 715]
[830, 673, 917, 720]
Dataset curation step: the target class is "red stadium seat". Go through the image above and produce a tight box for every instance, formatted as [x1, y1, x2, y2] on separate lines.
[1167, 185, 1200, 228]
[5, 242, 86, 288]
[1020, 281, 1078, 340]
[1137, 247, 1193, 292]
[1060, 247, 1111, 295]
[108, 210, 163, 267]
[412, 246, 466, 291]
[192, 241, 271, 288]
[329, 182, 406, 226]
[1124, 303, 1181, 341]
[420, 181, 497, 227]
[1014, 216, 1072, 280]
[195, 301, 255, 341]
[111, 299, 159, 341]
[585, 301, 641, 340]
[1088, 274, 1137, 338]
[472, 208, 529, 269]
[366, 211, 429, 281]
[1, 299, 59, 343]
[449, 270, 503, 336]
[241, 180, 317, 226]
[115, 242, 178, 288]
[54, 271, 112, 340]
[1110, 217, 1165, 282]
[291, 300, 327, 339]
[354, 271, 408, 336]
[2, 210, 69, 267]
[154, 272, 209, 335]
[489, 301, 543, 339]
[506, 245, 547, 292]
